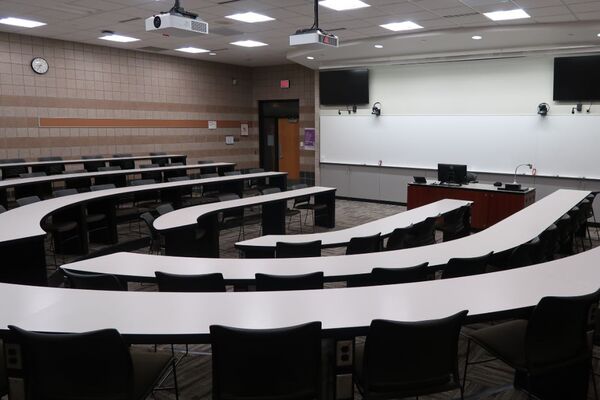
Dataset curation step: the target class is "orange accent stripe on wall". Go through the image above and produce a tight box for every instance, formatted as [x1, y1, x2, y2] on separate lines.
[38, 118, 255, 128]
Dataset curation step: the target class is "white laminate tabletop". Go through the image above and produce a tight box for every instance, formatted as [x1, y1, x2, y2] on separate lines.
[0, 162, 235, 189]
[153, 186, 336, 231]
[8, 245, 600, 338]
[236, 199, 471, 249]
[65, 189, 589, 281]
[0, 171, 286, 243]
[0, 154, 186, 168]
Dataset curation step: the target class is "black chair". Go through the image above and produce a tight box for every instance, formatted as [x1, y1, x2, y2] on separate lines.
[371, 263, 430, 285]
[464, 290, 600, 398]
[275, 240, 322, 258]
[0, 205, 6, 213]
[224, 170, 242, 176]
[8, 325, 178, 400]
[354, 310, 468, 400]
[260, 187, 301, 230]
[140, 212, 162, 254]
[140, 163, 162, 183]
[441, 252, 493, 279]
[90, 183, 116, 192]
[15, 172, 51, 199]
[62, 268, 125, 291]
[438, 205, 471, 242]
[16, 195, 41, 207]
[96, 165, 126, 187]
[64, 169, 92, 192]
[255, 272, 324, 291]
[385, 225, 413, 251]
[109, 153, 135, 170]
[82, 154, 106, 172]
[539, 223, 559, 262]
[210, 321, 322, 400]
[156, 203, 175, 216]
[404, 216, 438, 248]
[217, 193, 250, 240]
[150, 152, 168, 166]
[0, 158, 28, 179]
[163, 163, 187, 180]
[32, 156, 65, 175]
[346, 233, 382, 255]
[292, 183, 327, 230]
[53, 188, 110, 243]
[575, 199, 593, 250]
[155, 271, 226, 292]
[505, 237, 544, 269]
[130, 179, 160, 207]
[555, 213, 574, 254]
[586, 192, 599, 240]
[200, 173, 220, 198]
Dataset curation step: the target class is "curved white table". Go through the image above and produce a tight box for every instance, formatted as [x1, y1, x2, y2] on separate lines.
[235, 199, 471, 257]
[0, 171, 287, 285]
[0, 154, 186, 170]
[153, 186, 337, 257]
[65, 189, 589, 284]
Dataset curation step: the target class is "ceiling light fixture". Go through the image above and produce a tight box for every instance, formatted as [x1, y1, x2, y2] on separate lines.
[374, 44, 383, 48]
[597, 33, 600, 37]
[380, 21, 423, 32]
[306, 56, 315, 60]
[175, 46, 209, 53]
[209, 52, 217, 56]
[98, 33, 140, 42]
[472, 35, 482, 40]
[319, 0, 370, 11]
[226, 12, 274, 23]
[0, 17, 46, 28]
[230, 40, 268, 47]
[483, 9, 530, 21]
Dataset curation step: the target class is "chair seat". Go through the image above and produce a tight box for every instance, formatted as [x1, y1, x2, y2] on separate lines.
[296, 203, 327, 211]
[131, 350, 174, 400]
[45, 220, 78, 233]
[467, 319, 528, 370]
[86, 213, 107, 224]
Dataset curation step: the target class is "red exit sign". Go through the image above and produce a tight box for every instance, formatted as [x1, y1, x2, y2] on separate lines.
[280, 79, 290, 89]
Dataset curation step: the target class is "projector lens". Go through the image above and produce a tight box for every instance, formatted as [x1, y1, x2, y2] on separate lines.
[153, 16, 161, 28]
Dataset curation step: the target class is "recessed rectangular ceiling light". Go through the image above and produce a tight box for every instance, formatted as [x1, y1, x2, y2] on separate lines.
[0, 17, 46, 28]
[380, 21, 423, 32]
[99, 34, 139, 43]
[226, 12, 274, 23]
[175, 47, 209, 53]
[483, 9, 530, 21]
[319, 0, 370, 11]
[230, 40, 268, 47]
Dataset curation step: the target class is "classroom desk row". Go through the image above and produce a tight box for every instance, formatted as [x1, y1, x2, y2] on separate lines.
[0, 171, 287, 285]
[67, 189, 589, 285]
[154, 186, 337, 257]
[0, 162, 236, 208]
[0, 154, 187, 178]
[234, 198, 471, 257]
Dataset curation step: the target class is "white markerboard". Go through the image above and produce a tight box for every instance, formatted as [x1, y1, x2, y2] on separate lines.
[320, 115, 600, 179]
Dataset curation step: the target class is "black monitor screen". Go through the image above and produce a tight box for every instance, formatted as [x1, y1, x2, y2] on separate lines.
[553, 55, 600, 101]
[438, 164, 467, 184]
[319, 69, 369, 105]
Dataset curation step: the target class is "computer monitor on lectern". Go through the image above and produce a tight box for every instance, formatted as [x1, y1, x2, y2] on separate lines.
[437, 164, 467, 184]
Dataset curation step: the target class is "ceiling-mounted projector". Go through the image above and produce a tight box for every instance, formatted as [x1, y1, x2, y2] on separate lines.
[145, 0, 208, 36]
[290, 29, 338, 47]
[290, 0, 339, 48]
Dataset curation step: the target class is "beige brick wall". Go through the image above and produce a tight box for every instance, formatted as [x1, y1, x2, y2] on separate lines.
[0, 32, 259, 169]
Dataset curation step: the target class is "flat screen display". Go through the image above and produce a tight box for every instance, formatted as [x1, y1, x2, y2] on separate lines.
[319, 69, 369, 105]
[553, 55, 600, 101]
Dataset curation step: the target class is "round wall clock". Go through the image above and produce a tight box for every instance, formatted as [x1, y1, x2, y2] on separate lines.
[31, 57, 49, 75]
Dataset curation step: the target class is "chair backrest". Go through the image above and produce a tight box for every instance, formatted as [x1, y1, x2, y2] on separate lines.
[0, 158, 28, 179]
[441, 252, 493, 279]
[539, 224, 559, 261]
[371, 263, 430, 286]
[98, 166, 121, 172]
[0, 205, 6, 214]
[360, 311, 468, 397]
[140, 163, 158, 169]
[53, 188, 78, 197]
[224, 170, 242, 176]
[34, 156, 65, 175]
[506, 237, 543, 269]
[109, 154, 135, 170]
[201, 173, 219, 179]
[525, 289, 600, 372]
[291, 183, 310, 206]
[155, 203, 175, 216]
[16, 196, 41, 207]
[346, 233, 382, 255]
[404, 216, 437, 248]
[248, 168, 264, 173]
[260, 187, 281, 195]
[62, 268, 125, 291]
[139, 164, 162, 183]
[90, 183, 116, 192]
[82, 155, 106, 172]
[197, 160, 215, 164]
[8, 325, 134, 400]
[167, 176, 190, 182]
[555, 213, 573, 243]
[149, 152, 168, 166]
[210, 322, 322, 400]
[140, 212, 160, 240]
[129, 179, 155, 186]
[576, 199, 591, 224]
[255, 272, 324, 291]
[385, 225, 413, 251]
[275, 240, 322, 258]
[19, 172, 46, 178]
[217, 193, 242, 220]
[440, 205, 470, 240]
[155, 271, 226, 292]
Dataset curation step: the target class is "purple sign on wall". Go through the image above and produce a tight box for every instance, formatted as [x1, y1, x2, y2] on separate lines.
[304, 128, 315, 150]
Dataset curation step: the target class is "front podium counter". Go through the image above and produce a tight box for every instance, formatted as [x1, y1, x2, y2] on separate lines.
[408, 182, 536, 230]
